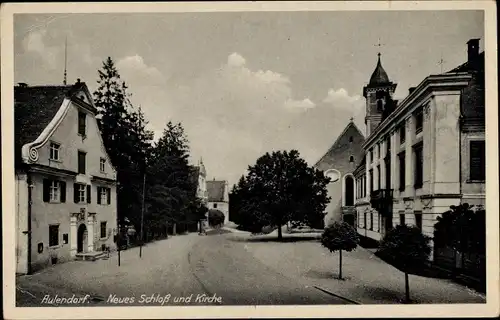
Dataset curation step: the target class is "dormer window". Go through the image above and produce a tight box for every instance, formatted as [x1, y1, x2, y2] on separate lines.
[78, 111, 86, 135]
[49, 142, 60, 161]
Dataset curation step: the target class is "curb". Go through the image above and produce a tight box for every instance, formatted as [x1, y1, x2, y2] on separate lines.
[312, 286, 361, 305]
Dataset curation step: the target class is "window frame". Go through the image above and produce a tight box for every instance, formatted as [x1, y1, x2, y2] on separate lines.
[49, 180, 60, 203]
[78, 151, 86, 174]
[469, 140, 486, 181]
[49, 142, 61, 161]
[78, 184, 86, 203]
[78, 111, 87, 136]
[100, 158, 106, 173]
[49, 224, 59, 247]
[100, 187, 108, 204]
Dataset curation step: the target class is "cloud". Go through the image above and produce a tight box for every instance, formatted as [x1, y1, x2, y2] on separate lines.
[116, 55, 165, 85]
[22, 30, 59, 69]
[227, 52, 246, 67]
[284, 98, 316, 111]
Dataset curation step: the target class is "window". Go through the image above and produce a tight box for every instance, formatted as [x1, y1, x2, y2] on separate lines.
[400, 213, 405, 225]
[74, 183, 90, 203]
[377, 144, 381, 159]
[49, 142, 60, 161]
[78, 111, 86, 135]
[369, 149, 373, 163]
[50, 180, 60, 202]
[349, 136, 353, 143]
[100, 221, 107, 238]
[98, 187, 110, 205]
[400, 125, 406, 144]
[399, 152, 406, 191]
[63, 233, 68, 244]
[370, 212, 373, 230]
[415, 110, 423, 134]
[363, 212, 367, 229]
[386, 136, 391, 152]
[213, 203, 218, 209]
[377, 165, 381, 190]
[415, 212, 422, 230]
[78, 151, 86, 174]
[369, 170, 374, 193]
[470, 140, 486, 181]
[413, 143, 423, 189]
[100, 158, 106, 173]
[349, 156, 354, 163]
[43, 179, 66, 203]
[363, 175, 366, 197]
[49, 225, 59, 247]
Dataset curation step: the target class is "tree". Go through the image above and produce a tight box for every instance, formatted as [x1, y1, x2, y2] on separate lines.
[377, 224, 432, 303]
[320, 222, 359, 280]
[232, 150, 330, 240]
[208, 209, 225, 227]
[146, 122, 196, 234]
[93, 57, 153, 231]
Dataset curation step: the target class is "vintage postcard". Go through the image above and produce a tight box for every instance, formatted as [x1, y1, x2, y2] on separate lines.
[1, 1, 498, 319]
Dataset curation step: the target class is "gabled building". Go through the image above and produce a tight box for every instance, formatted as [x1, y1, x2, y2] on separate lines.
[190, 159, 209, 231]
[206, 179, 229, 225]
[15, 80, 118, 274]
[355, 38, 485, 274]
[314, 120, 365, 227]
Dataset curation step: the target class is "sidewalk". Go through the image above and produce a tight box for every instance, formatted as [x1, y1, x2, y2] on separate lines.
[242, 240, 486, 304]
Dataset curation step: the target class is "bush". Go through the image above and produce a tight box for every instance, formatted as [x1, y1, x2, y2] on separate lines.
[208, 209, 225, 227]
[261, 225, 276, 234]
[377, 224, 431, 303]
[320, 221, 359, 279]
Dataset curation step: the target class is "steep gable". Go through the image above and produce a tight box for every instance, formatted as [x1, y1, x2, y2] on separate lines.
[314, 121, 365, 174]
[207, 180, 226, 202]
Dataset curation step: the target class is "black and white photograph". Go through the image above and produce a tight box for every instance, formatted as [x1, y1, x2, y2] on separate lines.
[1, 1, 498, 319]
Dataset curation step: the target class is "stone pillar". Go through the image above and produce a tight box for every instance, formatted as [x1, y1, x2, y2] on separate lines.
[70, 214, 78, 257]
[432, 93, 461, 194]
[404, 117, 414, 195]
[422, 102, 433, 194]
[87, 213, 95, 252]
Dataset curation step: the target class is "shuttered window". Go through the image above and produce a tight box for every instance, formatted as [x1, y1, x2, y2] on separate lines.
[470, 140, 486, 181]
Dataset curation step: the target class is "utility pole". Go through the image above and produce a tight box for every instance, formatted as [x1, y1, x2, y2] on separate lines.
[139, 172, 146, 258]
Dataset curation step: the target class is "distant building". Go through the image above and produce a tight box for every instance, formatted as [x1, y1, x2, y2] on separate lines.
[190, 159, 209, 231]
[15, 80, 118, 274]
[355, 38, 485, 264]
[207, 179, 229, 225]
[314, 120, 365, 227]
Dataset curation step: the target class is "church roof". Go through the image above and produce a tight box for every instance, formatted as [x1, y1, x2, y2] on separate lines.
[369, 54, 391, 86]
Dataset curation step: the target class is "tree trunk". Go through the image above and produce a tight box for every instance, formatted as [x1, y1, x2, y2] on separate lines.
[405, 272, 410, 303]
[277, 223, 283, 241]
[339, 249, 343, 280]
[173, 223, 177, 235]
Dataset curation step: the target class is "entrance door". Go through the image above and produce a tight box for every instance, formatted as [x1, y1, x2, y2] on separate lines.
[77, 224, 87, 253]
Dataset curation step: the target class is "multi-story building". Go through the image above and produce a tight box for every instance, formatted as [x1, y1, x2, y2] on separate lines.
[207, 179, 229, 225]
[190, 159, 209, 231]
[314, 120, 365, 227]
[355, 39, 485, 255]
[15, 80, 118, 274]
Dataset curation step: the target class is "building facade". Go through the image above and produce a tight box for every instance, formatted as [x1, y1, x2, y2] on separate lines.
[15, 80, 118, 274]
[355, 39, 485, 256]
[190, 159, 209, 231]
[314, 121, 365, 227]
[207, 179, 229, 225]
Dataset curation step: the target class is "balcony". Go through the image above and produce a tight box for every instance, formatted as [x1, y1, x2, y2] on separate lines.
[370, 189, 393, 215]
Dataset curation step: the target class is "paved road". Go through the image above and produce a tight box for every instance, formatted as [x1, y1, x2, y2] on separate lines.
[16, 231, 349, 307]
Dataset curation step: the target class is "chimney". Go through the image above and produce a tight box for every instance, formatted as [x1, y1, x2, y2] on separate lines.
[467, 39, 480, 63]
[76, 78, 81, 84]
[409, 87, 416, 94]
[18, 82, 28, 88]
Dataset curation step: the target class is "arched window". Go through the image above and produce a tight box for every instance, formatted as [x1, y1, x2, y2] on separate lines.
[349, 156, 355, 163]
[345, 175, 354, 206]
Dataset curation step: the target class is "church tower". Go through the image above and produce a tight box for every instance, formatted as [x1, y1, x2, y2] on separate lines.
[363, 53, 397, 136]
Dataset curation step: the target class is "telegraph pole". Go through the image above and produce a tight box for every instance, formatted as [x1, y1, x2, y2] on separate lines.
[139, 172, 146, 258]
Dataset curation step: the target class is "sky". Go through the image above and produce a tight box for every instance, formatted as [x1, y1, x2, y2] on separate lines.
[14, 10, 484, 187]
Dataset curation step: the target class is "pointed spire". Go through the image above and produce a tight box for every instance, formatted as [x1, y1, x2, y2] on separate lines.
[369, 52, 390, 86]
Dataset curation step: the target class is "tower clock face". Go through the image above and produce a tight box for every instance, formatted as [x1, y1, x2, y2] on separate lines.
[325, 170, 340, 183]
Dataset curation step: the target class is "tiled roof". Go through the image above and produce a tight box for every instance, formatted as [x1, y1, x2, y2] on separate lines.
[446, 51, 484, 74]
[14, 84, 78, 166]
[207, 180, 226, 202]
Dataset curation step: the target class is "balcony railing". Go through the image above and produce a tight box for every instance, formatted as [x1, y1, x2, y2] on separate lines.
[370, 189, 393, 215]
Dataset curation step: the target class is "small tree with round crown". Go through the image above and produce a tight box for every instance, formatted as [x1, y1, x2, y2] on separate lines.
[320, 221, 359, 280]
